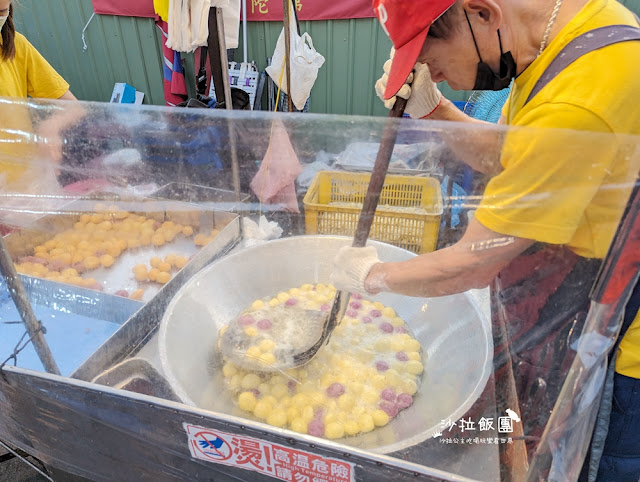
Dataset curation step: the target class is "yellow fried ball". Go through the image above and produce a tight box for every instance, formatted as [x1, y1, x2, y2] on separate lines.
[259, 339, 275, 352]
[194, 234, 208, 246]
[157, 261, 172, 273]
[258, 352, 276, 365]
[238, 391, 258, 411]
[133, 264, 148, 282]
[130, 289, 145, 301]
[174, 255, 188, 269]
[325, 422, 345, 439]
[148, 268, 160, 282]
[100, 254, 114, 268]
[405, 360, 424, 375]
[266, 409, 287, 428]
[83, 256, 100, 270]
[245, 346, 262, 359]
[151, 234, 165, 247]
[290, 418, 307, 434]
[372, 409, 390, 427]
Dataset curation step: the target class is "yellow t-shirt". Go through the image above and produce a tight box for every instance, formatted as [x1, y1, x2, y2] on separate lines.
[0, 32, 69, 98]
[0, 32, 69, 187]
[473, 0, 640, 377]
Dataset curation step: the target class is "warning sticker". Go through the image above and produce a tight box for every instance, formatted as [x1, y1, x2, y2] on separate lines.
[184, 423, 355, 482]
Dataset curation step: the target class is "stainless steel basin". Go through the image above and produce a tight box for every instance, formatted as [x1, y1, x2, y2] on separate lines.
[158, 236, 492, 453]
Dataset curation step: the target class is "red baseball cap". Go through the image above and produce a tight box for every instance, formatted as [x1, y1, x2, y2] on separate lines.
[373, 0, 456, 99]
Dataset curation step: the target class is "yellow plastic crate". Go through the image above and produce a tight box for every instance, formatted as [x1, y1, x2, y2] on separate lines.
[303, 171, 443, 254]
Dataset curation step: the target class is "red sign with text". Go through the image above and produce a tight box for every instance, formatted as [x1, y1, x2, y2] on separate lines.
[184, 423, 355, 481]
[91, 0, 375, 21]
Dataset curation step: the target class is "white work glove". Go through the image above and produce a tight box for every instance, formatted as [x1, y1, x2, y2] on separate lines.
[374, 48, 442, 119]
[330, 246, 381, 296]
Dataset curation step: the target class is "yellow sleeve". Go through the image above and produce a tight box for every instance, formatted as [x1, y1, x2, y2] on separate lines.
[154, 0, 170, 21]
[22, 36, 70, 99]
[475, 102, 617, 244]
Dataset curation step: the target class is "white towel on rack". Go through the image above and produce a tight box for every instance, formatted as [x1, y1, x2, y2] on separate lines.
[190, 0, 214, 48]
[220, 0, 240, 49]
[166, 0, 240, 52]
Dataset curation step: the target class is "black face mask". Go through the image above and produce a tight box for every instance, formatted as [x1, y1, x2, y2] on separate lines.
[465, 11, 517, 91]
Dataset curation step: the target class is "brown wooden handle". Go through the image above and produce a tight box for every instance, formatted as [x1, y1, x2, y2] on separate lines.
[352, 96, 408, 247]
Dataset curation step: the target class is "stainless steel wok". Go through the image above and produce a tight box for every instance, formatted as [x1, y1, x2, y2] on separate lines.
[158, 236, 492, 454]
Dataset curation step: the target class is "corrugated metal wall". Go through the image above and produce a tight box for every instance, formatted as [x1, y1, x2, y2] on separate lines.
[13, 0, 167, 105]
[11, 0, 468, 114]
[12, 0, 640, 114]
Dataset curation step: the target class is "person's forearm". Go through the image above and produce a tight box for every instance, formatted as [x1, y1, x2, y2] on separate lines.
[422, 97, 505, 175]
[37, 96, 84, 139]
[58, 89, 77, 101]
[365, 219, 535, 298]
[36, 95, 85, 162]
[367, 243, 497, 298]
[427, 97, 485, 123]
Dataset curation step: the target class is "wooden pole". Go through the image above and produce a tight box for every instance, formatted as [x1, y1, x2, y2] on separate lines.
[0, 236, 59, 375]
[209, 7, 244, 237]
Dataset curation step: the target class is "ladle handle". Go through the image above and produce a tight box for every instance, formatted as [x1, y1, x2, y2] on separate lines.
[352, 96, 408, 247]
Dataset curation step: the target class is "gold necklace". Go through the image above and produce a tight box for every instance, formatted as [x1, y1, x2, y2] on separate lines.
[539, 0, 564, 55]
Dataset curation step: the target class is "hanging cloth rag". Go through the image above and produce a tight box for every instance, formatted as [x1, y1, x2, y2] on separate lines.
[165, 0, 239, 52]
[155, 20, 189, 106]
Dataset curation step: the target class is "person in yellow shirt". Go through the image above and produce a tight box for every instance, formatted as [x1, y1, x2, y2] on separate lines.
[331, 0, 640, 479]
[0, 1, 74, 99]
[0, 0, 79, 191]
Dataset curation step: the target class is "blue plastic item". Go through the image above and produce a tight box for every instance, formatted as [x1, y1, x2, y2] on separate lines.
[462, 85, 512, 123]
[0, 279, 140, 376]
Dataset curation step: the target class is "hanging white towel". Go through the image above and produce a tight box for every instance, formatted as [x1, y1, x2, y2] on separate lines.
[166, 0, 240, 52]
[220, 0, 240, 49]
[191, 0, 214, 48]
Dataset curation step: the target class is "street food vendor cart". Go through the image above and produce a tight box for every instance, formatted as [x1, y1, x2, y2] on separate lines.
[0, 98, 638, 481]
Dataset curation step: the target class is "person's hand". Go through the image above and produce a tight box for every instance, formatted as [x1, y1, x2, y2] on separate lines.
[330, 246, 382, 295]
[36, 119, 65, 173]
[374, 48, 442, 119]
[37, 131, 63, 167]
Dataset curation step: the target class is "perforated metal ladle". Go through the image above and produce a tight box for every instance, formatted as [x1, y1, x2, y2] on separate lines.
[221, 97, 409, 372]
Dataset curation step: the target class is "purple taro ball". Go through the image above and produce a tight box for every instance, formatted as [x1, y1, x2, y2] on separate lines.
[326, 383, 346, 398]
[370, 309, 382, 318]
[379, 401, 399, 418]
[320, 304, 331, 312]
[257, 319, 273, 330]
[307, 419, 325, 437]
[349, 301, 362, 310]
[362, 316, 372, 324]
[375, 360, 390, 372]
[237, 315, 255, 326]
[285, 298, 298, 306]
[395, 326, 407, 334]
[346, 309, 358, 318]
[381, 388, 396, 402]
[395, 352, 409, 362]
[352, 293, 363, 300]
[397, 393, 414, 409]
[380, 322, 394, 333]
